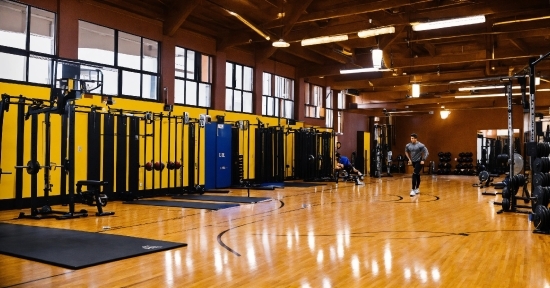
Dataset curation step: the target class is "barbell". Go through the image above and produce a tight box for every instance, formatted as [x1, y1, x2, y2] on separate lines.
[14, 160, 63, 175]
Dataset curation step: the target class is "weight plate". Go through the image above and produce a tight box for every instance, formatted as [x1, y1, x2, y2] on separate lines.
[534, 173, 543, 187]
[502, 198, 510, 212]
[534, 205, 544, 229]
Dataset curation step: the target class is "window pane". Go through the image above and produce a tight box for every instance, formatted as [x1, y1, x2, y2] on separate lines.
[225, 62, 232, 87]
[243, 66, 252, 91]
[325, 109, 333, 128]
[267, 97, 273, 116]
[326, 90, 333, 109]
[305, 83, 310, 104]
[142, 38, 157, 73]
[225, 88, 233, 111]
[243, 91, 252, 113]
[273, 98, 281, 116]
[78, 21, 114, 65]
[186, 49, 195, 79]
[185, 80, 197, 105]
[235, 65, 242, 89]
[284, 100, 293, 119]
[198, 83, 210, 107]
[0, 52, 26, 81]
[98, 67, 118, 95]
[0, 0, 27, 49]
[262, 96, 267, 115]
[142, 74, 157, 99]
[118, 32, 141, 70]
[262, 72, 271, 96]
[28, 55, 51, 84]
[233, 90, 242, 112]
[122, 70, 140, 96]
[175, 47, 185, 78]
[174, 79, 185, 104]
[30, 8, 55, 54]
[200, 54, 211, 83]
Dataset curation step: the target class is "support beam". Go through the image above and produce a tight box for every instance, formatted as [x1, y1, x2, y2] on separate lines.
[164, 0, 202, 36]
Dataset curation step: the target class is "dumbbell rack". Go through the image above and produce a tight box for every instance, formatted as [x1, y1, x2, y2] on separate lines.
[455, 152, 475, 176]
[530, 143, 550, 233]
[437, 152, 452, 175]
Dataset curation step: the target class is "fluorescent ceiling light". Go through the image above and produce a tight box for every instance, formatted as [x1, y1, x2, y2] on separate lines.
[412, 84, 420, 98]
[440, 110, 451, 119]
[372, 48, 383, 69]
[301, 35, 348, 46]
[357, 26, 395, 38]
[340, 67, 391, 74]
[458, 85, 505, 91]
[227, 10, 270, 40]
[273, 39, 290, 47]
[454, 93, 522, 98]
[411, 15, 485, 31]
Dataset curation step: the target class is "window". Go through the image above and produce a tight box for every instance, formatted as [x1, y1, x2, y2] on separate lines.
[325, 90, 346, 129]
[78, 21, 160, 99]
[0, 0, 56, 84]
[226, 62, 253, 113]
[325, 89, 333, 128]
[305, 83, 323, 118]
[262, 72, 294, 119]
[174, 46, 212, 107]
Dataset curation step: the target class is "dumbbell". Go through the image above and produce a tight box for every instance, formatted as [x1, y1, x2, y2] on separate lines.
[167, 161, 175, 170]
[139, 162, 153, 171]
[153, 162, 165, 171]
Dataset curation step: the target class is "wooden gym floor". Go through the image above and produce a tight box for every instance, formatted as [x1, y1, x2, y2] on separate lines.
[0, 174, 549, 287]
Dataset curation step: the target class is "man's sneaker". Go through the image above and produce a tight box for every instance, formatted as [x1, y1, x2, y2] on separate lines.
[410, 190, 416, 197]
[414, 189, 420, 195]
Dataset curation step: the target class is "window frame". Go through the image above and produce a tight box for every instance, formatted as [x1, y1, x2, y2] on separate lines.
[77, 20, 160, 100]
[262, 72, 295, 119]
[174, 46, 213, 108]
[225, 61, 253, 113]
[0, 0, 57, 86]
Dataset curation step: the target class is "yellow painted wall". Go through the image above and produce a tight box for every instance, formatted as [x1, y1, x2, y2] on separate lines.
[0, 82, 305, 201]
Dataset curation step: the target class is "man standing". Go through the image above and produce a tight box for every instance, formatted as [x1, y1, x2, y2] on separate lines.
[405, 133, 429, 196]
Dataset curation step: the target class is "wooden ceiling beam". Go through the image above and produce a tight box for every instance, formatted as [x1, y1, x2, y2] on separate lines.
[267, 0, 433, 28]
[306, 45, 349, 64]
[163, 0, 202, 36]
[280, 46, 327, 65]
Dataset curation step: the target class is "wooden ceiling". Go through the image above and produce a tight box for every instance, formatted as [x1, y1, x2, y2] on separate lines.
[88, 0, 550, 116]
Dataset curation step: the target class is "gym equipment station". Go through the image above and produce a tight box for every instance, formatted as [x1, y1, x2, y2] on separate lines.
[2, 0, 550, 287]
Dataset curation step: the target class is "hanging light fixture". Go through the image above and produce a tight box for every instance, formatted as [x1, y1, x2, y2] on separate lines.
[412, 83, 420, 98]
[372, 48, 383, 69]
[273, 39, 290, 47]
[440, 110, 451, 119]
[272, 2, 289, 48]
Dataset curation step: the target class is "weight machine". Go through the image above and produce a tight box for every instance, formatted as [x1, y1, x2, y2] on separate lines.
[371, 124, 393, 178]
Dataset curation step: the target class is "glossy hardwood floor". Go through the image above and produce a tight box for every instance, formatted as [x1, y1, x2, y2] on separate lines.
[1, 174, 549, 288]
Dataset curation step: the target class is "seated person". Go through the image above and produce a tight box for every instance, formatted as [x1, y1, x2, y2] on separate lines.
[335, 152, 363, 182]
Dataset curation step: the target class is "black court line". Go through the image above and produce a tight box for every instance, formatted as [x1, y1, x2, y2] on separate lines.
[124, 200, 239, 210]
[0, 223, 186, 269]
[172, 195, 272, 203]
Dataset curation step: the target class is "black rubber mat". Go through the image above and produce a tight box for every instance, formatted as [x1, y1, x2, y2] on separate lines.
[0, 223, 186, 270]
[124, 200, 239, 210]
[265, 182, 328, 188]
[171, 195, 272, 203]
